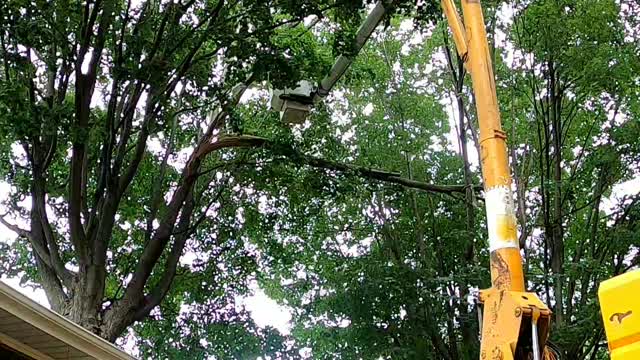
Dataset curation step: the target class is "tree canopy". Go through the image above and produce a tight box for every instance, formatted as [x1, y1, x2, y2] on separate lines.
[0, 0, 639, 359]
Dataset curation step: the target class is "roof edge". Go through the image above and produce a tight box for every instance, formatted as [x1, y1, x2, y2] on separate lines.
[0, 281, 136, 360]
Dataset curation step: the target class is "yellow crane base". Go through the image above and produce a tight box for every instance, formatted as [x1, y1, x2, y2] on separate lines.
[599, 270, 640, 360]
[479, 288, 552, 359]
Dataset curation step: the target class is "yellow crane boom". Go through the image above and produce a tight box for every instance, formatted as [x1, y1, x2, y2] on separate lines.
[440, 1, 552, 359]
[442, 2, 640, 359]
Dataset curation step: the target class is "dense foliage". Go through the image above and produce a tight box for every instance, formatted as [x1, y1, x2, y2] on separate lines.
[0, 0, 639, 359]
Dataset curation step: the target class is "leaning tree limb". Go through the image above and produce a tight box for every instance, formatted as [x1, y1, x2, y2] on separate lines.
[196, 135, 480, 195]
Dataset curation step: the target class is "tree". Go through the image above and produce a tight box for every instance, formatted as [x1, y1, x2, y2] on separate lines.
[245, 19, 486, 359]
[0, 0, 452, 355]
[505, 0, 640, 357]
[245, 1, 640, 359]
[1, 0, 638, 358]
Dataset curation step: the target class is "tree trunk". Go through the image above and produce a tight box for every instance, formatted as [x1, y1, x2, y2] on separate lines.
[549, 61, 565, 325]
[455, 69, 478, 360]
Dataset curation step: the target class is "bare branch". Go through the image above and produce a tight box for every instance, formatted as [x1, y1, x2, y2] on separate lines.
[0, 215, 30, 238]
[194, 135, 476, 195]
[0, 214, 55, 274]
[145, 94, 182, 243]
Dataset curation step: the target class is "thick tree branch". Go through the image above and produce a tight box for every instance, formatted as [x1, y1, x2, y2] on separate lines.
[302, 152, 474, 195]
[194, 135, 476, 195]
[0, 214, 59, 284]
[32, 177, 75, 289]
[34, 255, 68, 314]
[11, 137, 75, 288]
[119, 136, 249, 310]
[145, 96, 181, 243]
[70, 0, 117, 267]
[135, 187, 197, 320]
[0, 215, 30, 238]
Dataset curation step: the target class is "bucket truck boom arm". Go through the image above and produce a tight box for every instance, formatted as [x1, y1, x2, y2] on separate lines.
[440, 1, 553, 359]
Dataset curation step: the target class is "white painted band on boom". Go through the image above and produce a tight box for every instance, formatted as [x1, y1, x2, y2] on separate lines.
[485, 186, 519, 252]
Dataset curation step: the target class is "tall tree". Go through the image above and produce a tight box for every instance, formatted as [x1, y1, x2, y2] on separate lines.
[502, 0, 640, 357]
[0, 0, 445, 354]
[255, 1, 640, 359]
[247, 19, 487, 359]
[0, 0, 638, 358]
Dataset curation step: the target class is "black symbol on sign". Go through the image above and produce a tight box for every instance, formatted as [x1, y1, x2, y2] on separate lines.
[610, 311, 633, 324]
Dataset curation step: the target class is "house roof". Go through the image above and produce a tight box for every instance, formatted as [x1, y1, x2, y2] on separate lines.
[0, 281, 136, 360]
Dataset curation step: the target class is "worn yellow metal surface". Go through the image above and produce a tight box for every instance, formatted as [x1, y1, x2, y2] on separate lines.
[479, 288, 551, 360]
[599, 270, 640, 360]
[456, 0, 525, 292]
[439, 1, 553, 358]
[440, 0, 468, 61]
